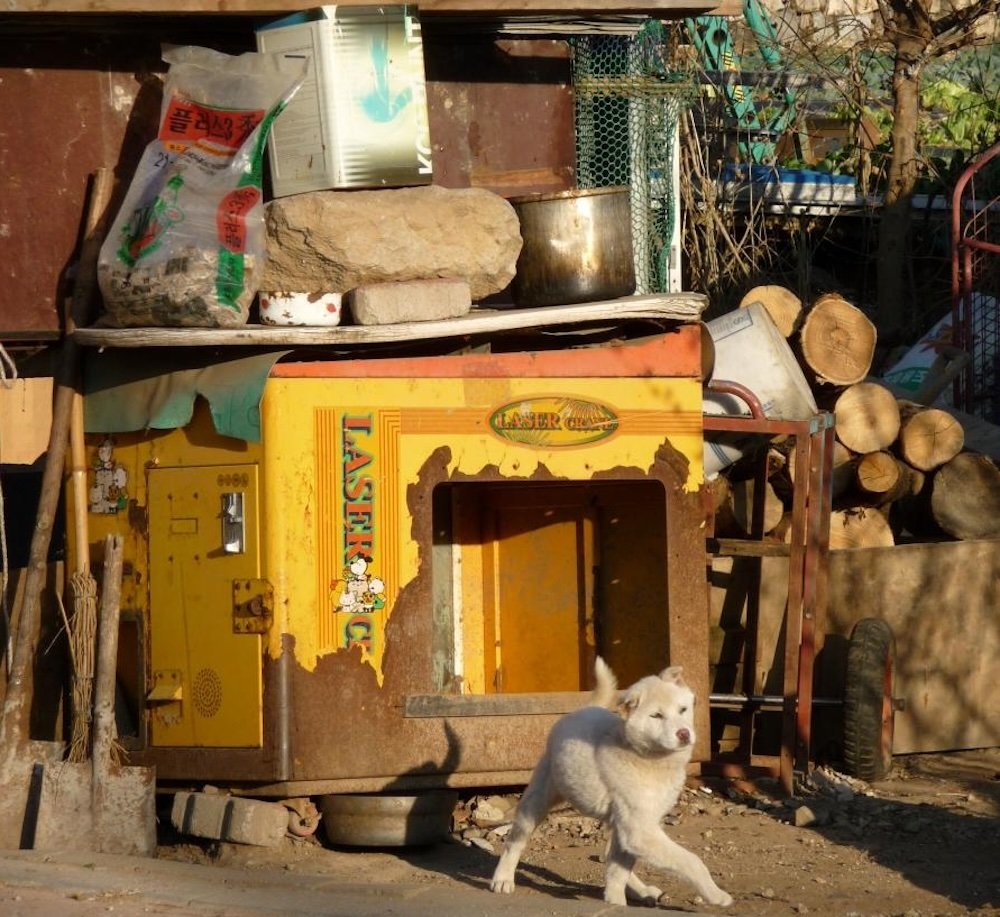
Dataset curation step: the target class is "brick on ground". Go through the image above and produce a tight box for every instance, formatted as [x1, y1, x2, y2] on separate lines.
[171, 791, 288, 847]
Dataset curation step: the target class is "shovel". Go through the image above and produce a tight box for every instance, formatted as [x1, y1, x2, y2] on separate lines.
[0, 170, 156, 855]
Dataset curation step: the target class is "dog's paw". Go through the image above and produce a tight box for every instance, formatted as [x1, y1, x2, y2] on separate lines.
[603, 887, 628, 906]
[490, 876, 516, 895]
[627, 882, 663, 907]
[708, 889, 734, 908]
[643, 886, 664, 906]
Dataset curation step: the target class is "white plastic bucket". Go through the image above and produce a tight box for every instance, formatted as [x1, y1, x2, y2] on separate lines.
[703, 301, 818, 477]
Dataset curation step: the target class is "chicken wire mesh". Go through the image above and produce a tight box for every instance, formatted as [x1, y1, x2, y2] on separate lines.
[571, 22, 690, 294]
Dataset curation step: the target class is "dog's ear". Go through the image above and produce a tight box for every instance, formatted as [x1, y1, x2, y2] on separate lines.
[617, 685, 643, 719]
[659, 665, 686, 686]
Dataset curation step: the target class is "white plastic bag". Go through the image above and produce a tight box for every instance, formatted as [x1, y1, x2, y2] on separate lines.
[98, 45, 306, 327]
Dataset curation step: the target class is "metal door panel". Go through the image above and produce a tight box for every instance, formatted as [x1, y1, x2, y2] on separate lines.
[148, 465, 262, 747]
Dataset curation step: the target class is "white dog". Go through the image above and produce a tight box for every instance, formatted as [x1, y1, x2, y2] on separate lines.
[490, 658, 733, 908]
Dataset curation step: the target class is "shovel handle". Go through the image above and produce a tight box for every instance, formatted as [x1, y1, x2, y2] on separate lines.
[92, 534, 124, 773]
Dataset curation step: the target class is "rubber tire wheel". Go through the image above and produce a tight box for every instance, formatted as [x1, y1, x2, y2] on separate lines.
[843, 617, 896, 781]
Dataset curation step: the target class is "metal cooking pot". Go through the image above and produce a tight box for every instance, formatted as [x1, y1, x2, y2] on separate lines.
[509, 186, 635, 308]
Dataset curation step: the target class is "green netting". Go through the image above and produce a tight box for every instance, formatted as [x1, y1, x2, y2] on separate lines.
[572, 22, 689, 294]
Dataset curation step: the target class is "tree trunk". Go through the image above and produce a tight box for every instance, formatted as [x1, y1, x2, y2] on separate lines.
[829, 507, 896, 549]
[710, 474, 785, 537]
[799, 293, 877, 386]
[852, 450, 914, 505]
[895, 400, 965, 471]
[876, 28, 928, 343]
[830, 440, 857, 502]
[834, 382, 901, 453]
[739, 285, 803, 338]
[930, 451, 1000, 539]
[728, 477, 785, 536]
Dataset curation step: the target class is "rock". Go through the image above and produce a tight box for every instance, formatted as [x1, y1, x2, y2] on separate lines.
[793, 801, 832, 828]
[794, 805, 819, 828]
[466, 835, 496, 854]
[471, 794, 518, 828]
[262, 186, 522, 301]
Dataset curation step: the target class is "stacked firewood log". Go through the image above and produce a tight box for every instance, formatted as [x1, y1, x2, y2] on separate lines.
[713, 285, 1000, 547]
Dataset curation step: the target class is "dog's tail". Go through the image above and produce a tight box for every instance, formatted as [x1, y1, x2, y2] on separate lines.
[590, 656, 619, 708]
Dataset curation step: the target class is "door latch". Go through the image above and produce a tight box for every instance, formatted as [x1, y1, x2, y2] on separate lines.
[221, 492, 245, 554]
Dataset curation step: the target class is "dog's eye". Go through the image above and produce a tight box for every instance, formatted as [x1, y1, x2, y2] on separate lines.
[650, 711, 664, 719]
[678, 706, 688, 715]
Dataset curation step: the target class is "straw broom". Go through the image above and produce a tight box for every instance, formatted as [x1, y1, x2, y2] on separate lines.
[64, 574, 97, 762]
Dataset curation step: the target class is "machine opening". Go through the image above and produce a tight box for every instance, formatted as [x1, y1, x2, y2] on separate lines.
[432, 479, 670, 695]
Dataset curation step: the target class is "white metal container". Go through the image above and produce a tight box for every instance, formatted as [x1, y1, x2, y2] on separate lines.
[256, 6, 433, 196]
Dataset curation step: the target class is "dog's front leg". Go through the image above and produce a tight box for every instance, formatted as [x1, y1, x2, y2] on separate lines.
[490, 763, 557, 895]
[605, 831, 663, 906]
[619, 823, 733, 908]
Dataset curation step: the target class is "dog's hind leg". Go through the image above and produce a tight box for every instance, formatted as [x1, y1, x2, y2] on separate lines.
[490, 759, 559, 895]
[618, 822, 733, 908]
[604, 830, 664, 906]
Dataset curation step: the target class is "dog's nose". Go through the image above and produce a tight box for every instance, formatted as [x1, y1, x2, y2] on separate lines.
[676, 727, 691, 745]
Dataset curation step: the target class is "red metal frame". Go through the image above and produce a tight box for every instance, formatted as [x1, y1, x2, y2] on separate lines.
[951, 140, 1000, 422]
[701, 381, 834, 795]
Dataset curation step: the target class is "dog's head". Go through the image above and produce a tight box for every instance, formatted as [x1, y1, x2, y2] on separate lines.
[617, 665, 696, 757]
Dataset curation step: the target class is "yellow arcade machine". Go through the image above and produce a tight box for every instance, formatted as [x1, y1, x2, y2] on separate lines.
[76, 320, 709, 799]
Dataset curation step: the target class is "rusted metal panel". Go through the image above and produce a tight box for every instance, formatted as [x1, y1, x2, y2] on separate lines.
[424, 36, 576, 196]
[0, 28, 161, 337]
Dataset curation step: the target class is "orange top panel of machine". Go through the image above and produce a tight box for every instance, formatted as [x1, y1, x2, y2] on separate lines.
[270, 323, 704, 379]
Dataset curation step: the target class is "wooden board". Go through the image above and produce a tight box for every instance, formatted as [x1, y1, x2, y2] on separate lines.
[5, 0, 725, 16]
[710, 542, 1000, 756]
[0, 378, 53, 464]
[73, 293, 707, 348]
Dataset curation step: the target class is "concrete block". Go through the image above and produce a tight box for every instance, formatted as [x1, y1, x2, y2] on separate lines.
[171, 791, 288, 847]
[347, 279, 472, 326]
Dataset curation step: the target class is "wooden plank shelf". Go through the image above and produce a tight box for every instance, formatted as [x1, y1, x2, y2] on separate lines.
[72, 292, 707, 349]
[3, 0, 724, 17]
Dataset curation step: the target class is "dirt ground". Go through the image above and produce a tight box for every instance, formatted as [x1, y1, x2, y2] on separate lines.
[158, 748, 1000, 916]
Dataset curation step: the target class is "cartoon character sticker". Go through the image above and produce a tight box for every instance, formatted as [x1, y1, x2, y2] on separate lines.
[333, 554, 386, 615]
[89, 436, 128, 515]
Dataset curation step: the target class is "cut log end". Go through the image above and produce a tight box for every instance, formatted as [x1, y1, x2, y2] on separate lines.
[799, 293, 877, 386]
[896, 404, 965, 472]
[738, 285, 803, 338]
[930, 451, 1000, 540]
[829, 507, 896, 550]
[834, 382, 901, 454]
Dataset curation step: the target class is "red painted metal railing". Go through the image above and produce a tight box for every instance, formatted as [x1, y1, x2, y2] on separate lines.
[951, 140, 1000, 422]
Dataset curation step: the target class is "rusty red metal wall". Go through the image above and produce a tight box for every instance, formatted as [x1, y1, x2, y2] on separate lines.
[0, 15, 576, 338]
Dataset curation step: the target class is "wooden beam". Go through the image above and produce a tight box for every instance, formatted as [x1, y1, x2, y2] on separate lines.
[3, 0, 725, 16]
[72, 293, 707, 349]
